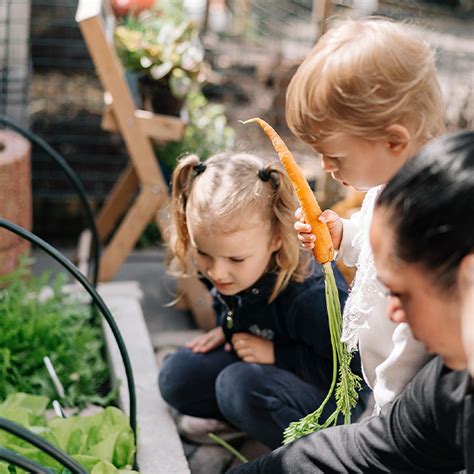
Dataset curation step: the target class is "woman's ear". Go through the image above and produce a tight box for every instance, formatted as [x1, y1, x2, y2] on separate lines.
[384, 124, 411, 154]
[458, 253, 474, 376]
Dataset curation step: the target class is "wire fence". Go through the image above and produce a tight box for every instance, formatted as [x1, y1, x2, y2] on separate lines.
[0, 0, 30, 129]
[29, 1, 129, 242]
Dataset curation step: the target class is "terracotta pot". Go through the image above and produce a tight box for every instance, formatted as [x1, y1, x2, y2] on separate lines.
[111, 0, 156, 17]
[0, 130, 32, 276]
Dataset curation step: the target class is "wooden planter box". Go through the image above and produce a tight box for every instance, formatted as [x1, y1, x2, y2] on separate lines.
[0, 130, 31, 276]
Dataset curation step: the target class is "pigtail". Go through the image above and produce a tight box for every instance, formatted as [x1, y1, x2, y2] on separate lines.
[261, 165, 311, 302]
[167, 154, 202, 276]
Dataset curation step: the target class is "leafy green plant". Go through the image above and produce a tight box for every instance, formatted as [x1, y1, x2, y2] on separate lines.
[114, 5, 205, 100]
[0, 393, 137, 473]
[114, 1, 235, 249]
[0, 264, 114, 408]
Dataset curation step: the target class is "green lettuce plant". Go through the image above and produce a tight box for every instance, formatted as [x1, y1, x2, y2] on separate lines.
[0, 393, 137, 473]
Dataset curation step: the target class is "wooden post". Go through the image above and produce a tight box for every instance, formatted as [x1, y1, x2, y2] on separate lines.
[312, 0, 332, 40]
[76, 0, 215, 329]
[201, 0, 211, 35]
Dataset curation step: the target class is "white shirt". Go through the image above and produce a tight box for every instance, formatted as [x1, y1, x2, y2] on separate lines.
[338, 186, 432, 410]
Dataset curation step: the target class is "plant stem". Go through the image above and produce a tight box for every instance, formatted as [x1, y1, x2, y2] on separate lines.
[283, 262, 362, 443]
[208, 433, 249, 464]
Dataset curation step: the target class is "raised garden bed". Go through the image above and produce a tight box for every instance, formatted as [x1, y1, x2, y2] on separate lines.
[0, 259, 189, 472]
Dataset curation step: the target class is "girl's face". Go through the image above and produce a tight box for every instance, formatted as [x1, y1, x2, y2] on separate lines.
[370, 209, 466, 371]
[188, 218, 282, 295]
[315, 133, 410, 191]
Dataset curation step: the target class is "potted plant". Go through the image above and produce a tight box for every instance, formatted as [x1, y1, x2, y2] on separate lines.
[114, 4, 206, 116]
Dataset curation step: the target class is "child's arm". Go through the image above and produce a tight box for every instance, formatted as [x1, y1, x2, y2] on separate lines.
[186, 326, 227, 353]
[231, 333, 275, 364]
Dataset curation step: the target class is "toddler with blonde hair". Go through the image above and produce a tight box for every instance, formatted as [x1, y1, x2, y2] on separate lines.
[158, 151, 370, 448]
[290, 17, 445, 410]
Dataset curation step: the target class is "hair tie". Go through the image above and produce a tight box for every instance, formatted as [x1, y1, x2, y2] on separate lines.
[258, 168, 278, 189]
[193, 162, 207, 175]
[258, 169, 271, 181]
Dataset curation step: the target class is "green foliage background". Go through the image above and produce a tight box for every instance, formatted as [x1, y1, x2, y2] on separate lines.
[0, 264, 113, 408]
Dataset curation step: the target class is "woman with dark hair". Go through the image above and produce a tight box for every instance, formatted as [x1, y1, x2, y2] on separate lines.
[230, 130, 474, 473]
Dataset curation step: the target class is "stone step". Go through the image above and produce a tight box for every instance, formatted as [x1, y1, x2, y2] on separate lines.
[98, 281, 190, 474]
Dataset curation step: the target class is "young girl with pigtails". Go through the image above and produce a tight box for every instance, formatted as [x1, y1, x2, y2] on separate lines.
[158, 152, 370, 449]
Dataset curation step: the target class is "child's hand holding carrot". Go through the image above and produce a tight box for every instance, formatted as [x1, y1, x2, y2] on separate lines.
[232, 333, 275, 364]
[294, 208, 343, 251]
[186, 327, 229, 353]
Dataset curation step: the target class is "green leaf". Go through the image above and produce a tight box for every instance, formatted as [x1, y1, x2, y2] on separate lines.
[91, 460, 121, 474]
[0, 393, 49, 427]
[0, 462, 9, 474]
[0, 265, 112, 407]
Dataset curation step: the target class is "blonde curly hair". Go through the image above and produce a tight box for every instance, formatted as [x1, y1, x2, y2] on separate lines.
[286, 18, 445, 147]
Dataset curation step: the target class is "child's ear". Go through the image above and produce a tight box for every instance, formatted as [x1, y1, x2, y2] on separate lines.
[271, 234, 283, 253]
[384, 125, 411, 154]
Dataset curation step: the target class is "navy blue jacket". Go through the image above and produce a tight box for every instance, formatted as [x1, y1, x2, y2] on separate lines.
[202, 261, 364, 390]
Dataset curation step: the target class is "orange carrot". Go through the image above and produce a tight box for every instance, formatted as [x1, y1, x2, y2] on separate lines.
[240, 117, 334, 264]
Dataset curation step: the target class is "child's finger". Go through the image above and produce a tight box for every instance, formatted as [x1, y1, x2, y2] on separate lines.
[294, 221, 312, 233]
[319, 209, 339, 225]
[185, 337, 201, 349]
[236, 347, 253, 359]
[298, 233, 315, 249]
[294, 207, 304, 221]
[298, 232, 315, 243]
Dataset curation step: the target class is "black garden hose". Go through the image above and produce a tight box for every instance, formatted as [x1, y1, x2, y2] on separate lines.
[0, 418, 87, 473]
[0, 446, 55, 473]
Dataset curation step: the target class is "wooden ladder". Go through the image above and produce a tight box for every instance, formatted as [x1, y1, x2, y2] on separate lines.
[75, 0, 214, 329]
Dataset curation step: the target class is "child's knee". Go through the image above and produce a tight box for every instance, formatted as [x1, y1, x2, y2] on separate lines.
[215, 362, 260, 412]
[158, 349, 194, 407]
